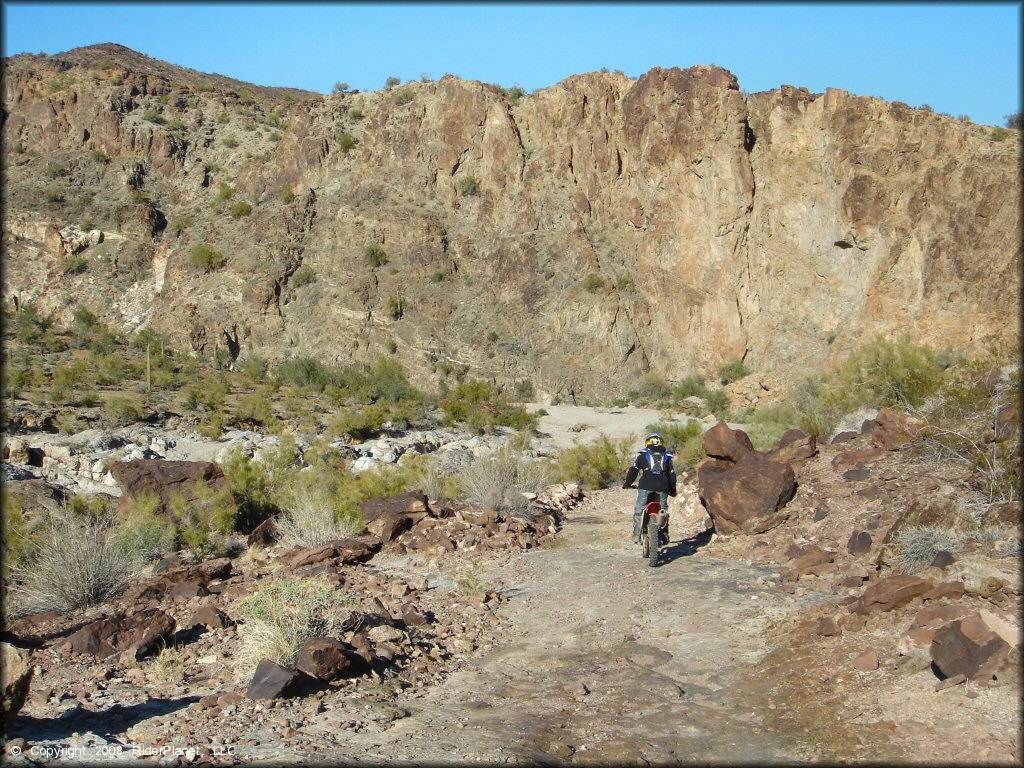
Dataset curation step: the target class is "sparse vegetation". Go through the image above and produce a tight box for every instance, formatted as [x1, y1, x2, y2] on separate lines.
[893, 525, 961, 573]
[717, 358, 752, 384]
[582, 273, 605, 293]
[234, 577, 358, 678]
[460, 445, 554, 517]
[387, 294, 405, 320]
[439, 380, 536, 433]
[61, 254, 88, 275]
[364, 244, 388, 268]
[189, 243, 227, 273]
[9, 502, 145, 616]
[275, 481, 363, 548]
[457, 176, 481, 197]
[230, 200, 253, 219]
[556, 433, 635, 490]
[291, 265, 316, 287]
[338, 132, 357, 155]
[385, 76, 401, 89]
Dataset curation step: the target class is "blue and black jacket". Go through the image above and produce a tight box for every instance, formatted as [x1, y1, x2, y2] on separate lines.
[623, 446, 677, 496]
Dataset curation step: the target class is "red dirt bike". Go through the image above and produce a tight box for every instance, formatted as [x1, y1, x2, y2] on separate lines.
[637, 490, 669, 567]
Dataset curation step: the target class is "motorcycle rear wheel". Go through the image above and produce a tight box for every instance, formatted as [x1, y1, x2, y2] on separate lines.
[647, 515, 659, 567]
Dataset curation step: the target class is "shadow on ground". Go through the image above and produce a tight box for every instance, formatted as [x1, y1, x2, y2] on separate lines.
[658, 529, 714, 565]
[10, 696, 201, 743]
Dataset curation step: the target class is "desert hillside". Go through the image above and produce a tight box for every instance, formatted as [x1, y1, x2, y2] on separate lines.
[1, 43, 1020, 766]
[2, 43, 1020, 400]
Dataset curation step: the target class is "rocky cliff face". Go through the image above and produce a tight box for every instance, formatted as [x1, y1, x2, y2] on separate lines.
[2, 44, 1019, 399]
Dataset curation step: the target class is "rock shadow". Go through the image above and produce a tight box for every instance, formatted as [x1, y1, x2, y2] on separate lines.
[9, 695, 201, 743]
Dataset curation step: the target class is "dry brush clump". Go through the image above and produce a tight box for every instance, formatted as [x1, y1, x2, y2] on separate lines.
[275, 479, 363, 548]
[8, 503, 148, 616]
[892, 524, 963, 573]
[908, 359, 1020, 504]
[460, 445, 555, 517]
[233, 577, 359, 678]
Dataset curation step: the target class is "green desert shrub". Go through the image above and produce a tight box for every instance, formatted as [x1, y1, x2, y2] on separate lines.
[338, 132, 358, 155]
[230, 200, 252, 219]
[629, 372, 673, 405]
[62, 255, 88, 275]
[113, 493, 177, 560]
[787, 335, 946, 438]
[717, 358, 752, 384]
[1, 492, 38, 579]
[103, 395, 145, 426]
[386, 294, 405, 319]
[274, 356, 334, 392]
[556, 433, 635, 489]
[168, 479, 237, 558]
[457, 175, 481, 197]
[327, 402, 394, 441]
[291, 265, 316, 287]
[364, 244, 388, 268]
[439, 379, 535, 432]
[582, 273, 605, 293]
[189, 244, 227, 272]
[743, 402, 801, 452]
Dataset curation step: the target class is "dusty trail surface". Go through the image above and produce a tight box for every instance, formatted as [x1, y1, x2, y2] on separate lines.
[327, 489, 827, 765]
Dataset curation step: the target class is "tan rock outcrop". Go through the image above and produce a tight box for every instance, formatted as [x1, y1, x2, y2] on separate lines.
[3, 46, 1018, 399]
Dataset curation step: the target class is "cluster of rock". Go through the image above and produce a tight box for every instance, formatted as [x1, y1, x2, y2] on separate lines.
[1, 479, 585, 728]
[699, 403, 1020, 707]
[357, 486, 579, 556]
[0, 416, 519, 499]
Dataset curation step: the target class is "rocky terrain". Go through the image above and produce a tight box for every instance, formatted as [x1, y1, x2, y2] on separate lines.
[1, 39, 1021, 766]
[3, 43, 1020, 400]
[2, 402, 1020, 765]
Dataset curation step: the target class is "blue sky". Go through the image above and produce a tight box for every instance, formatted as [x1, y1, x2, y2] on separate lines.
[2, 2, 1020, 125]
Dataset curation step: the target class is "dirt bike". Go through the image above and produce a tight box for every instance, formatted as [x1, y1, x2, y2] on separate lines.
[634, 490, 669, 567]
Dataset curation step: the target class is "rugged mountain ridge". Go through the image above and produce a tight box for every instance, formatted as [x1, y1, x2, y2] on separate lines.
[2, 44, 1019, 399]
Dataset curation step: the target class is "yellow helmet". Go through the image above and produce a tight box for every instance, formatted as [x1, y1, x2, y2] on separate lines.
[645, 433, 664, 449]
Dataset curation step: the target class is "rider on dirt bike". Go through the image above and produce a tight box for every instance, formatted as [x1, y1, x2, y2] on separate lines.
[622, 433, 677, 544]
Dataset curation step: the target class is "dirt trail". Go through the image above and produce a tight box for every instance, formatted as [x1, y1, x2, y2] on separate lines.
[330, 489, 833, 764]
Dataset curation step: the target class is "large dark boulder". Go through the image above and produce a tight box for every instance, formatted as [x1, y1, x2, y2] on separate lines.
[108, 459, 234, 517]
[697, 457, 795, 535]
[765, 429, 818, 465]
[294, 637, 353, 681]
[65, 608, 176, 659]
[702, 422, 759, 464]
[852, 574, 933, 615]
[360, 490, 431, 544]
[930, 612, 1016, 681]
[246, 659, 303, 700]
[696, 422, 797, 535]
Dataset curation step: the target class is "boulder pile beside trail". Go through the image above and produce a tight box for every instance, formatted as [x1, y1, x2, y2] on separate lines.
[686, 407, 1020, 760]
